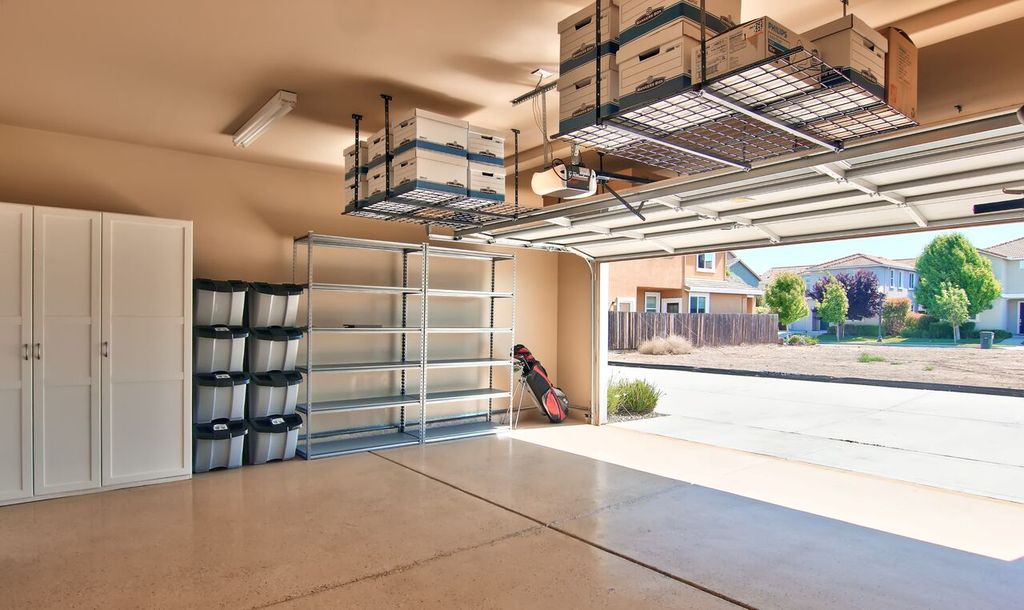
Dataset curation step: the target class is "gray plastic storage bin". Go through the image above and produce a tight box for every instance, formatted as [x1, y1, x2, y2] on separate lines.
[194, 372, 250, 423]
[194, 326, 248, 373]
[193, 420, 247, 472]
[247, 327, 304, 373]
[247, 414, 302, 464]
[248, 283, 304, 328]
[194, 279, 249, 326]
[248, 371, 303, 418]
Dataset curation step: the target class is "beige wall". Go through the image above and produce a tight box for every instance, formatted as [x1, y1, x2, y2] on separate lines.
[0, 123, 595, 416]
[709, 293, 752, 314]
[608, 252, 734, 311]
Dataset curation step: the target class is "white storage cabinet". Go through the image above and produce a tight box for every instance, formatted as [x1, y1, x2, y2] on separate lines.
[247, 282, 303, 328]
[0, 203, 193, 505]
[247, 370, 303, 418]
[194, 278, 248, 326]
[194, 372, 249, 423]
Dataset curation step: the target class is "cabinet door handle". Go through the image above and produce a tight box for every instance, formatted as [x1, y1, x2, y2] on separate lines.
[101, 341, 110, 358]
[23, 343, 30, 361]
[33, 343, 41, 360]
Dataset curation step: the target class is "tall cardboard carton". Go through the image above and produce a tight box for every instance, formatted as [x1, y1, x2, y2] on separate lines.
[879, 27, 918, 120]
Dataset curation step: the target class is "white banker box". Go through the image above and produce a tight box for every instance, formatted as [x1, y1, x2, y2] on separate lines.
[618, 19, 706, 96]
[558, 54, 619, 121]
[393, 108, 468, 154]
[392, 146, 469, 191]
[619, 0, 740, 36]
[803, 14, 887, 84]
[693, 17, 819, 83]
[559, 0, 620, 66]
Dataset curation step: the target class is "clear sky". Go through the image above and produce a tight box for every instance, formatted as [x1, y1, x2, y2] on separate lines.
[734, 221, 1024, 275]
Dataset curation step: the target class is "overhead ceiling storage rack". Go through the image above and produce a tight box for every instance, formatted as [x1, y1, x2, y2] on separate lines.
[341, 95, 523, 229]
[292, 233, 515, 459]
[443, 108, 1024, 262]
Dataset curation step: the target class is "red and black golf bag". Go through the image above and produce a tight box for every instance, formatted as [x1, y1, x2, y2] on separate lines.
[512, 344, 570, 423]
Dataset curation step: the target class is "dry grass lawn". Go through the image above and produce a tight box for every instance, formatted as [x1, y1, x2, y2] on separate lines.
[612, 343, 1024, 389]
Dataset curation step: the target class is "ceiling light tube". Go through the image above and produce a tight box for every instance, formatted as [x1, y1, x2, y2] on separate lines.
[233, 90, 297, 148]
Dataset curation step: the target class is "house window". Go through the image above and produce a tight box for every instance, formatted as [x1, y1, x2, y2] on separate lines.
[909, 273, 916, 289]
[696, 253, 715, 272]
[897, 272, 903, 289]
[890, 269, 895, 287]
[663, 298, 682, 313]
[644, 292, 660, 313]
[615, 297, 635, 312]
[689, 293, 709, 314]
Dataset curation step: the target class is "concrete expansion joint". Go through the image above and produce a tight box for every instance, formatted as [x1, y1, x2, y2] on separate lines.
[547, 482, 690, 527]
[254, 526, 545, 608]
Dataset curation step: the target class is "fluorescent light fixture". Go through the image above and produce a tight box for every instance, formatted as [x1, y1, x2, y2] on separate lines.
[233, 90, 297, 148]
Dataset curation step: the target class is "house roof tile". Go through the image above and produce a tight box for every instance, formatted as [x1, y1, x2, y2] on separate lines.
[804, 253, 916, 273]
[685, 276, 764, 295]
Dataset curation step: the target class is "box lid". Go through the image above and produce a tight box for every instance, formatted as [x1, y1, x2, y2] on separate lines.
[469, 125, 505, 141]
[248, 413, 303, 433]
[194, 420, 248, 440]
[393, 141, 470, 165]
[195, 278, 249, 293]
[394, 108, 469, 130]
[250, 282, 305, 296]
[558, 54, 617, 92]
[195, 325, 249, 339]
[250, 370, 304, 387]
[196, 371, 251, 387]
[250, 326, 305, 341]
[558, 0, 616, 35]
[803, 14, 887, 52]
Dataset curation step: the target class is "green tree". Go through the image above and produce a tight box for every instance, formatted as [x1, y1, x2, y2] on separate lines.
[817, 277, 849, 340]
[764, 272, 810, 329]
[932, 282, 970, 342]
[916, 234, 1001, 317]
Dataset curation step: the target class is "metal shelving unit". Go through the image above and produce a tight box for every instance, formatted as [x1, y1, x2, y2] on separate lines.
[292, 233, 516, 459]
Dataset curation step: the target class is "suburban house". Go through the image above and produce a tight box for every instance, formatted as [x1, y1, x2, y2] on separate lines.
[764, 253, 919, 332]
[726, 252, 762, 288]
[978, 237, 1024, 335]
[608, 251, 763, 314]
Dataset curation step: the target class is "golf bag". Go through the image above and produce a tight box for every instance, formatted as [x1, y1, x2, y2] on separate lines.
[512, 344, 570, 423]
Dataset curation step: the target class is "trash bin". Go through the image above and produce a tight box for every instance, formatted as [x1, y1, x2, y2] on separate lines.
[193, 420, 247, 472]
[248, 370, 303, 418]
[980, 331, 994, 349]
[194, 279, 249, 326]
[248, 283, 304, 328]
[247, 327, 304, 373]
[194, 372, 250, 423]
[194, 326, 249, 373]
[246, 414, 303, 464]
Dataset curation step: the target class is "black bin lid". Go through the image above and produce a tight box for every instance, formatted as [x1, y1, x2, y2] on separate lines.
[195, 325, 249, 339]
[196, 371, 251, 387]
[250, 326, 305, 341]
[248, 413, 303, 433]
[194, 420, 248, 440]
[195, 278, 249, 293]
[250, 371, 304, 387]
[250, 282, 305, 296]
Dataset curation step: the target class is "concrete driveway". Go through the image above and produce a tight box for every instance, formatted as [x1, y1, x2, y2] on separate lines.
[610, 366, 1024, 503]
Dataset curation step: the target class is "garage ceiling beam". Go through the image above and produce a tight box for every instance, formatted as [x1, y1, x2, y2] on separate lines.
[814, 163, 931, 228]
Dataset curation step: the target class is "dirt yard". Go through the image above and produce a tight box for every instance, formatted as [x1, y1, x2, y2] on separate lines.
[611, 344, 1024, 390]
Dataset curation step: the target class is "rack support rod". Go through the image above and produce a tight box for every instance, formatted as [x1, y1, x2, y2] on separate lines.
[603, 121, 751, 170]
[698, 87, 842, 153]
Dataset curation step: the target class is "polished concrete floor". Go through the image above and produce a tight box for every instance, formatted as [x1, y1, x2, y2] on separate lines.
[3, 431, 1023, 608]
[611, 367, 1024, 502]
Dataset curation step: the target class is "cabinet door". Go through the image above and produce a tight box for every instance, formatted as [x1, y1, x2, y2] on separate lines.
[0, 203, 33, 502]
[32, 207, 102, 496]
[102, 214, 192, 486]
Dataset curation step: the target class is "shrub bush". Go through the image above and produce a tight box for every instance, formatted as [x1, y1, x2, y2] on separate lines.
[637, 335, 693, 355]
[882, 297, 912, 336]
[900, 312, 924, 337]
[842, 324, 882, 338]
[607, 378, 663, 415]
[785, 334, 819, 346]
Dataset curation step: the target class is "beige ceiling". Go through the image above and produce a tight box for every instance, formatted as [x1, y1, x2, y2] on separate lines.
[1, 0, 1021, 173]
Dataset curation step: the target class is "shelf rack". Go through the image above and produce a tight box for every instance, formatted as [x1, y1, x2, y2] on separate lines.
[292, 233, 516, 459]
[342, 98, 523, 229]
[556, 0, 917, 177]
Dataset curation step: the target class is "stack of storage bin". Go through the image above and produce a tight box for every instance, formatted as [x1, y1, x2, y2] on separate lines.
[245, 283, 305, 464]
[466, 126, 506, 207]
[192, 279, 249, 472]
[558, 0, 621, 135]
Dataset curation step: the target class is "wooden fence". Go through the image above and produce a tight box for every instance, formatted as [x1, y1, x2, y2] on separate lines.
[608, 312, 779, 350]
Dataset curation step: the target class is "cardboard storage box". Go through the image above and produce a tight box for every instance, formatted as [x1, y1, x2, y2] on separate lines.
[468, 161, 506, 202]
[558, 54, 619, 121]
[468, 126, 505, 166]
[344, 140, 368, 171]
[393, 109, 468, 156]
[880, 27, 918, 120]
[367, 166, 387, 199]
[392, 145, 469, 194]
[804, 14, 887, 85]
[693, 17, 818, 83]
[367, 128, 391, 166]
[559, 0, 620, 69]
[344, 172, 368, 205]
[619, 20, 704, 98]
[620, 0, 739, 46]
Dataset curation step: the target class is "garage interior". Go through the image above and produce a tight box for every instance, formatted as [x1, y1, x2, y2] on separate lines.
[2, 1, 1024, 607]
